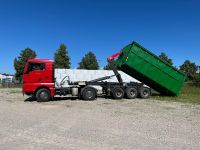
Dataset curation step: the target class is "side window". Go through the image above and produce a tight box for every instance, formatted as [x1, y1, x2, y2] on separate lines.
[28, 63, 45, 72]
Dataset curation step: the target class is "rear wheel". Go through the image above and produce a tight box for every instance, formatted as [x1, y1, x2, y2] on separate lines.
[139, 87, 151, 99]
[125, 87, 138, 99]
[112, 87, 124, 99]
[36, 88, 51, 102]
[82, 87, 96, 101]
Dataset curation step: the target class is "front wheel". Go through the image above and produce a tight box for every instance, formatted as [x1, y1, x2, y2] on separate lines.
[36, 88, 51, 102]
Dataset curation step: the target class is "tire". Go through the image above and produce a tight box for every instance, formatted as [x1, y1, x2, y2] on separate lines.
[125, 87, 138, 99]
[82, 87, 96, 101]
[36, 88, 51, 102]
[139, 87, 151, 99]
[112, 87, 124, 99]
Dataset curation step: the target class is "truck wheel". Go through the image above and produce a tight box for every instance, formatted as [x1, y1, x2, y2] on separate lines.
[139, 87, 151, 99]
[112, 87, 124, 99]
[36, 88, 51, 102]
[82, 87, 96, 101]
[126, 87, 137, 99]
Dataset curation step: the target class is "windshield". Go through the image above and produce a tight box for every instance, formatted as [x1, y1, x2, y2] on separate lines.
[25, 62, 45, 74]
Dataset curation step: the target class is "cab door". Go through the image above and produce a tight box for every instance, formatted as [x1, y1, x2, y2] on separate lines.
[23, 62, 46, 83]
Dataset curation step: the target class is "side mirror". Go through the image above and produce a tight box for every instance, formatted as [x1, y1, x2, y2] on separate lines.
[25, 70, 30, 74]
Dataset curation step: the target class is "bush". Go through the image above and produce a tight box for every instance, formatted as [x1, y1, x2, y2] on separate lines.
[193, 75, 200, 86]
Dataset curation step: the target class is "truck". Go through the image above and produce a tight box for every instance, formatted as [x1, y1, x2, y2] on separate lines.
[22, 57, 150, 102]
[22, 41, 186, 102]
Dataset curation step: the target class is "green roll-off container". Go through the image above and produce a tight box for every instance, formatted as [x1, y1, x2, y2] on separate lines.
[115, 41, 187, 96]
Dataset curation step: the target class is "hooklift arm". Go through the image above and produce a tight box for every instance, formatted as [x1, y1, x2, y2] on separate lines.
[107, 51, 123, 84]
[88, 51, 123, 84]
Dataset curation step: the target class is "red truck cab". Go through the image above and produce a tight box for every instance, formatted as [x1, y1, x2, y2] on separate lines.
[23, 58, 55, 101]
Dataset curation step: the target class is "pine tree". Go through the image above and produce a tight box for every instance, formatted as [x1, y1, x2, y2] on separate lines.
[14, 48, 37, 81]
[78, 51, 99, 70]
[159, 52, 173, 66]
[54, 44, 71, 68]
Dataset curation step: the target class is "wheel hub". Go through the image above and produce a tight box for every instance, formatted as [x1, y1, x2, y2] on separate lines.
[116, 91, 122, 97]
[40, 91, 48, 100]
[143, 90, 148, 96]
[130, 90, 136, 96]
[86, 90, 93, 98]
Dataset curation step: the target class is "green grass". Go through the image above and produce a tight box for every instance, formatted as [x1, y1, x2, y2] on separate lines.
[152, 83, 200, 104]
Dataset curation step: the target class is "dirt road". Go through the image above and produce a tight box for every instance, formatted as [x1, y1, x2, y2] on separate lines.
[0, 88, 200, 150]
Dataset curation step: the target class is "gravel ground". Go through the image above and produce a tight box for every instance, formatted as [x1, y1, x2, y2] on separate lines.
[0, 88, 200, 150]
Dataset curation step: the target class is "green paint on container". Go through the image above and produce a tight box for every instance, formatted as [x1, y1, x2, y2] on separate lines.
[115, 41, 187, 96]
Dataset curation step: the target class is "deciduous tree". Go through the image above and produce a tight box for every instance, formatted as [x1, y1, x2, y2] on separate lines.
[104, 61, 116, 70]
[180, 60, 198, 79]
[159, 52, 173, 66]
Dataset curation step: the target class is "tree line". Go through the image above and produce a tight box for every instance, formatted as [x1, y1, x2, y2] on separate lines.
[14, 44, 199, 83]
[14, 44, 99, 81]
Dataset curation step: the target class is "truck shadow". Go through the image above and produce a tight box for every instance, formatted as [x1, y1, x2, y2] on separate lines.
[52, 97, 78, 101]
[24, 96, 83, 102]
[24, 97, 36, 102]
[24, 96, 111, 102]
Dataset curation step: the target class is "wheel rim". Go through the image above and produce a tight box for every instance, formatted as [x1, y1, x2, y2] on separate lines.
[130, 89, 136, 97]
[40, 91, 48, 100]
[116, 90, 122, 97]
[143, 90, 149, 97]
[86, 90, 93, 99]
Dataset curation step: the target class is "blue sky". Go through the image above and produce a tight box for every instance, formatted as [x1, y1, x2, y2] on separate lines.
[0, 0, 199, 74]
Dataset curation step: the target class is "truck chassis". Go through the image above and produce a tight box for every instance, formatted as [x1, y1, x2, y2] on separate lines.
[35, 60, 151, 102]
[23, 56, 151, 102]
